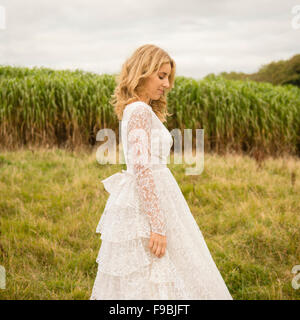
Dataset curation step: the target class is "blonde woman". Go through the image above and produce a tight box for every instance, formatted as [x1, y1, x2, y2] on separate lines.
[90, 44, 233, 300]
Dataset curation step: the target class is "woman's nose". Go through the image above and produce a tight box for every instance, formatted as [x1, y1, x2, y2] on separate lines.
[163, 78, 170, 88]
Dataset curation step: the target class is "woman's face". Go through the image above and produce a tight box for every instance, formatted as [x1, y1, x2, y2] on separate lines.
[139, 62, 171, 103]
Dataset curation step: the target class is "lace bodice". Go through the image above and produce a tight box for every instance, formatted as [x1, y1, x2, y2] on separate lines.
[121, 102, 173, 236]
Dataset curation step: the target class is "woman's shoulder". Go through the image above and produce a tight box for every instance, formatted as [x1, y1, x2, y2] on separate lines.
[126, 100, 152, 111]
[123, 101, 153, 118]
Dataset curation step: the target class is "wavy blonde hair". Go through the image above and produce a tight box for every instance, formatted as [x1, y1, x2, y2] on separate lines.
[110, 44, 176, 123]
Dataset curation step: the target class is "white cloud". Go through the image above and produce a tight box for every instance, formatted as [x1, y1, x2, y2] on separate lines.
[0, 0, 299, 78]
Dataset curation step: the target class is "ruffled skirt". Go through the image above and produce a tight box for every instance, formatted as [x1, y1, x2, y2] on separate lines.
[90, 167, 233, 300]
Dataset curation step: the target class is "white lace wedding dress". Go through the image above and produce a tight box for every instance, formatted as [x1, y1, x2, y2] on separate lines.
[90, 101, 233, 300]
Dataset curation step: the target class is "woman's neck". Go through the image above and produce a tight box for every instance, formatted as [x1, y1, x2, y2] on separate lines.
[132, 95, 151, 105]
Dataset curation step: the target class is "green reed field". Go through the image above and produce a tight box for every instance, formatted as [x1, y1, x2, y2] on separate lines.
[0, 148, 299, 300]
[1, 66, 300, 158]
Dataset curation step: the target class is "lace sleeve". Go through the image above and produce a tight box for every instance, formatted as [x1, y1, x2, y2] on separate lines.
[127, 104, 166, 236]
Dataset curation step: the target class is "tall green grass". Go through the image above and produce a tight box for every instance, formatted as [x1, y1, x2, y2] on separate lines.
[167, 75, 300, 157]
[0, 66, 116, 149]
[1, 66, 300, 158]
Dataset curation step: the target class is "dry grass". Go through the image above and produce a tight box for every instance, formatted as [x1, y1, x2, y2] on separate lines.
[0, 147, 299, 299]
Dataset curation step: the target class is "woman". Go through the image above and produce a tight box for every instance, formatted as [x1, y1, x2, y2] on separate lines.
[90, 44, 233, 300]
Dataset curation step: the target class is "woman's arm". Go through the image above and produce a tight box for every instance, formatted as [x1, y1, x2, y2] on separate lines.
[126, 103, 167, 258]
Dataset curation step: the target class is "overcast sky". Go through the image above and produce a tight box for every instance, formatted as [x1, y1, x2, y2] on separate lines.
[0, 0, 300, 79]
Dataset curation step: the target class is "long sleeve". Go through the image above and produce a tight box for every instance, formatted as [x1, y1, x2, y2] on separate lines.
[127, 105, 166, 236]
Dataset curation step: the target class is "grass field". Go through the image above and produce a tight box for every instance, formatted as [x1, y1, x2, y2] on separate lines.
[0, 147, 299, 299]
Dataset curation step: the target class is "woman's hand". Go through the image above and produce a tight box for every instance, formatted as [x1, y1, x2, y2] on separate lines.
[148, 232, 167, 258]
